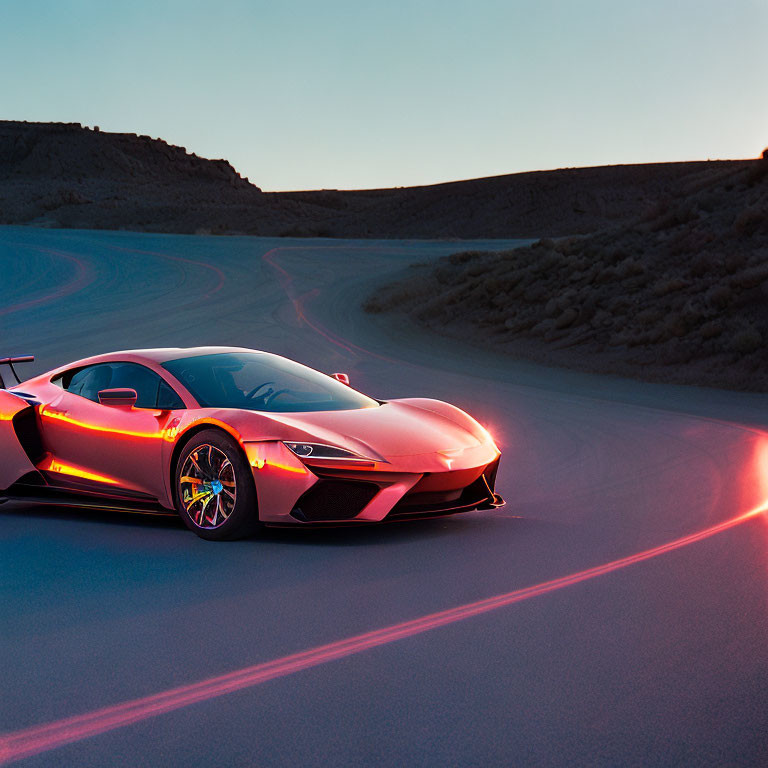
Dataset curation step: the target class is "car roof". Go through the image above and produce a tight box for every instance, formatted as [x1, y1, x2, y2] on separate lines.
[108, 346, 260, 363]
[52, 346, 264, 372]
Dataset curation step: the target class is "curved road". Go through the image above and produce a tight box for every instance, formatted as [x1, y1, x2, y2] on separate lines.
[1, 226, 767, 766]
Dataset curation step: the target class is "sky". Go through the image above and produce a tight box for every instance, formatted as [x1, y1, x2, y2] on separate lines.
[1, 0, 766, 191]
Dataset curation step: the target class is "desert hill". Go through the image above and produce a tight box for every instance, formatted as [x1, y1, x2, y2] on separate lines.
[0, 121, 273, 233]
[0, 120, 752, 238]
[0, 121, 255, 188]
[366, 154, 768, 391]
[276, 161, 752, 239]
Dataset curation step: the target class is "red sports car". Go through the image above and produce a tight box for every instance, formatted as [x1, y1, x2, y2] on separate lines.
[0, 348, 503, 540]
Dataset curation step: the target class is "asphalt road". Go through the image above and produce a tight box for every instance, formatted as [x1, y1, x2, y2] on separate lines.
[1, 226, 767, 767]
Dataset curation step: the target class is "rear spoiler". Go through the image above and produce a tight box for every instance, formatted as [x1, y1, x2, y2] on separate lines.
[0, 356, 35, 388]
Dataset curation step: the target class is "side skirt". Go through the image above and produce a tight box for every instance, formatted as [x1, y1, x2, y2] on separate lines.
[3, 482, 176, 517]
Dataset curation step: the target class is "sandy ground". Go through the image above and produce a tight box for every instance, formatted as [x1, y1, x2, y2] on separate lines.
[1, 227, 767, 767]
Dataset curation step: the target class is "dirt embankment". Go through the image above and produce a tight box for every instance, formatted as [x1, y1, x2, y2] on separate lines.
[0, 120, 752, 238]
[366, 155, 768, 391]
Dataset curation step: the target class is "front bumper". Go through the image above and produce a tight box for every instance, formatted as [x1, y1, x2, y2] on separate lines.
[243, 442, 503, 525]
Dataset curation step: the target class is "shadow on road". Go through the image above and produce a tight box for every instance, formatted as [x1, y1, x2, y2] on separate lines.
[0, 501, 527, 548]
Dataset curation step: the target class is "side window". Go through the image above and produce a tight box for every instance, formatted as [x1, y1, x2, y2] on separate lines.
[158, 379, 185, 410]
[64, 364, 113, 402]
[108, 363, 184, 409]
[58, 362, 184, 410]
[107, 363, 160, 408]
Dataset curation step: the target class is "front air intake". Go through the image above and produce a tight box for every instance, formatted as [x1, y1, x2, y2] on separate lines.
[290, 478, 379, 522]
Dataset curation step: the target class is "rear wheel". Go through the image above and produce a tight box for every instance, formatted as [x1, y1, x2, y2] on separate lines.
[174, 429, 260, 540]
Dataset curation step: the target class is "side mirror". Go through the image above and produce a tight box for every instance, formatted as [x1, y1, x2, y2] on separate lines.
[331, 372, 350, 386]
[98, 388, 138, 408]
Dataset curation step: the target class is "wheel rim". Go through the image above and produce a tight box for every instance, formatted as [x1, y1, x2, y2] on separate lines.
[179, 444, 237, 529]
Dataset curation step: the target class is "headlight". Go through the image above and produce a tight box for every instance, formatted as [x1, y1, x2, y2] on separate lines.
[283, 441, 374, 462]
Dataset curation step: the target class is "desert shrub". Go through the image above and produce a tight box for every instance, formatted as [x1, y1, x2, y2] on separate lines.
[530, 318, 555, 336]
[575, 303, 596, 324]
[699, 320, 723, 339]
[590, 309, 611, 327]
[658, 313, 688, 339]
[730, 326, 763, 353]
[681, 299, 706, 325]
[600, 248, 625, 265]
[607, 296, 630, 313]
[434, 265, 460, 285]
[651, 203, 699, 232]
[636, 308, 665, 326]
[441, 286, 467, 306]
[596, 266, 620, 284]
[690, 253, 716, 277]
[642, 198, 671, 223]
[464, 258, 491, 277]
[555, 307, 578, 329]
[544, 297, 561, 317]
[697, 194, 718, 213]
[733, 207, 765, 236]
[449, 250, 483, 265]
[724, 251, 747, 273]
[704, 284, 733, 308]
[747, 151, 768, 183]
[567, 255, 590, 271]
[731, 263, 768, 289]
[616, 257, 644, 278]
[504, 315, 537, 332]
[363, 270, 434, 313]
[653, 277, 688, 296]
[523, 284, 548, 302]
[533, 251, 561, 274]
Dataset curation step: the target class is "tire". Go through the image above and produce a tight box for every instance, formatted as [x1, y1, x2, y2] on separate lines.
[174, 429, 260, 541]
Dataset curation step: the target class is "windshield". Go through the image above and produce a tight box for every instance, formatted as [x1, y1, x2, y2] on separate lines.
[161, 352, 378, 413]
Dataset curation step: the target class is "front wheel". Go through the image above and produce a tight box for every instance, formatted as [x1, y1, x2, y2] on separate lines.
[174, 429, 260, 540]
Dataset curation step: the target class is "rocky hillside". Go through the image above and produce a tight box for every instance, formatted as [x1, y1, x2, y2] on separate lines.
[0, 121, 279, 233]
[275, 161, 751, 239]
[0, 121, 256, 187]
[366, 154, 768, 391]
[0, 121, 752, 238]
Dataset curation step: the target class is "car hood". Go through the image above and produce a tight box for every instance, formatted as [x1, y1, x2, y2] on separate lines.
[228, 400, 484, 460]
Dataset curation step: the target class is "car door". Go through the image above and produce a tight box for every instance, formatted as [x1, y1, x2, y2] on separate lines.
[39, 361, 184, 501]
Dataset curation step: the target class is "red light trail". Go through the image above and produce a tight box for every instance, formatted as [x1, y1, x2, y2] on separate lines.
[105, 243, 227, 298]
[1, 499, 765, 765]
[0, 246, 95, 318]
[262, 247, 403, 363]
